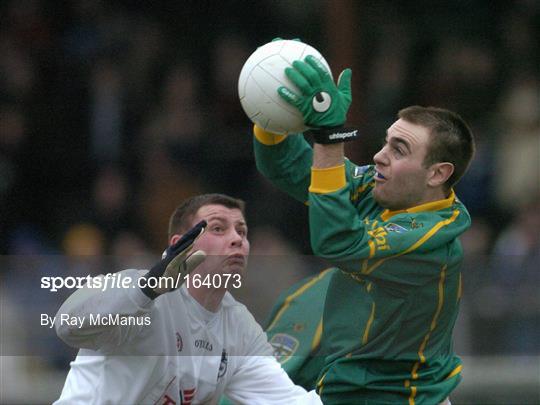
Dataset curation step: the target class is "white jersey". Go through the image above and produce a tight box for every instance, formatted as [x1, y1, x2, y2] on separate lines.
[54, 269, 320, 405]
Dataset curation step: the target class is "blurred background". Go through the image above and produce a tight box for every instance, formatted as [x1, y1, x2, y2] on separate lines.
[0, 0, 538, 403]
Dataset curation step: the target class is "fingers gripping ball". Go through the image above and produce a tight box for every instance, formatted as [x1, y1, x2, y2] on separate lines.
[238, 39, 333, 135]
[278, 55, 352, 129]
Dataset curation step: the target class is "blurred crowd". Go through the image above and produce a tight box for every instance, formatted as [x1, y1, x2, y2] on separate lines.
[0, 0, 538, 376]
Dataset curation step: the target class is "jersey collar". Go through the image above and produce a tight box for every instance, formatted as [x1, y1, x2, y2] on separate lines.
[380, 190, 456, 222]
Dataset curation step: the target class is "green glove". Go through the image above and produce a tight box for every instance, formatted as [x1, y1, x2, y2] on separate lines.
[278, 55, 352, 129]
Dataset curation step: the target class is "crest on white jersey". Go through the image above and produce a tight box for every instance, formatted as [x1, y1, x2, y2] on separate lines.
[218, 349, 228, 380]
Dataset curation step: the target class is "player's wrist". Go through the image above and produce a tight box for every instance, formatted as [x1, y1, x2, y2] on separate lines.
[309, 126, 359, 144]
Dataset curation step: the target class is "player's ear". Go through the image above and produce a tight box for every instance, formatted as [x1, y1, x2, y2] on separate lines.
[169, 234, 182, 246]
[427, 162, 454, 188]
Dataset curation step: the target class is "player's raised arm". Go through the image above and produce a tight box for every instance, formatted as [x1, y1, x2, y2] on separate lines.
[244, 40, 356, 204]
[253, 126, 313, 203]
[55, 222, 206, 350]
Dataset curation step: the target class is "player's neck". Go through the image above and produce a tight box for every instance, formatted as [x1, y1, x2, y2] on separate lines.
[186, 284, 226, 313]
[412, 187, 449, 208]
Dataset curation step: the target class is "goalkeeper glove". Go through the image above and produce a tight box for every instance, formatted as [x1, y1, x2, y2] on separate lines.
[278, 55, 357, 144]
[141, 220, 207, 299]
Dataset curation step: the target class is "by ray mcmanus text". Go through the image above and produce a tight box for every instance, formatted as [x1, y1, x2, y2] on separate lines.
[41, 313, 152, 329]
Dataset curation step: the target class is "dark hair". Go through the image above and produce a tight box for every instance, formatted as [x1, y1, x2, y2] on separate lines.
[398, 106, 475, 190]
[168, 194, 246, 238]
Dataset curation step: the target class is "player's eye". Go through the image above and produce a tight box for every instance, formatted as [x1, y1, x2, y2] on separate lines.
[237, 228, 247, 237]
[393, 146, 405, 157]
[211, 225, 224, 233]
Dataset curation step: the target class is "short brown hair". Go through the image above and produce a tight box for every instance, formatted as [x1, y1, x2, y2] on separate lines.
[398, 106, 475, 190]
[168, 194, 246, 238]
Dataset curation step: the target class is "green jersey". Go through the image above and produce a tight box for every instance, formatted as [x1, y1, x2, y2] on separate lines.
[265, 267, 337, 391]
[254, 130, 471, 404]
[219, 268, 335, 405]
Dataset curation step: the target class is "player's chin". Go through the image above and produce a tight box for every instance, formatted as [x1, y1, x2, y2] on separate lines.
[224, 262, 246, 276]
[372, 187, 385, 204]
[373, 188, 392, 209]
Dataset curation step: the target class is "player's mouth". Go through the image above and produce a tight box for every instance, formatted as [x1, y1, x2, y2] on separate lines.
[226, 254, 245, 266]
[374, 170, 387, 182]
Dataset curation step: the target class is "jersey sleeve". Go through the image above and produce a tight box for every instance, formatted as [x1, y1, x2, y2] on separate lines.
[55, 269, 154, 351]
[308, 167, 471, 284]
[253, 126, 313, 203]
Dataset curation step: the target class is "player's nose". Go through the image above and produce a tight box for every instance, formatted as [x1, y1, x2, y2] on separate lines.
[373, 147, 388, 166]
[229, 230, 244, 247]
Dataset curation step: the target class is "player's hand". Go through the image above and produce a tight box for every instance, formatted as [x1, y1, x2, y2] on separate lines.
[141, 221, 207, 299]
[278, 55, 352, 129]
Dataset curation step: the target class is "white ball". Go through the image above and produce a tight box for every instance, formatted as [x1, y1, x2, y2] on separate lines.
[238, 39, 332, 135]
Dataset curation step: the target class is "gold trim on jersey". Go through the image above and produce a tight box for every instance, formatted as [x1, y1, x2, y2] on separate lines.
[380, 190, 456, 222]
[362, 302, 376, 345]
[311, 318, 323, 351]
[445, 364, 462, 380]
[406, 264, 448, 404]
[266, 268, 334, 331]
[316, 369, 329, 396]
[309, 164, 346, 194]
[404, 379, 417, 405]
[253, 125, 288, 145]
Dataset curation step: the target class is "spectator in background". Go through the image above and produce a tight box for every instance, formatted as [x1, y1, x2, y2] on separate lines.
[493, 74, 540, 213]
[136, 62, 207, 249]
[90, 164, 133, 240]
[89, 57, 124, 163]
[3, 225, 74, 370]
[62, 222, 106, 281]
[206, 35, 257, 198]
[457, 218, 494, 355]
[0, 104, 29, 251]
[484, 197, 540, 354]
[110, 230, 154, 271]
[62, 222, 105, 257]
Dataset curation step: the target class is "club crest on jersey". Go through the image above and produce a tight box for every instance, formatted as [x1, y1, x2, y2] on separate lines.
[269, 333, 299, 364]
[217, 349, 228, 380]
[384, 223, 407, 233]
[353, 165, 370, 178]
